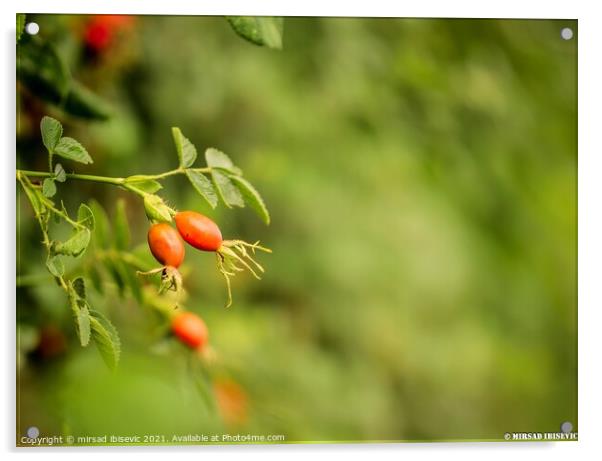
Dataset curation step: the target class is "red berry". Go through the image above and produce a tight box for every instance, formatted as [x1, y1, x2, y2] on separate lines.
[214, 378, 248, 427]
[172, 312, 208, 349]
[175, 211, 223, 252]
[84, 20, 113, 52]
[83, 15, 134, 52]
[101, 15, 135, 29]
[147, 223, 185, 268]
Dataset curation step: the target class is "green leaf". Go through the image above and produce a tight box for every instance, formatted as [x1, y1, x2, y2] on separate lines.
[77, 203, 95, 230]
[54, 163, 66, 182]
[229, 175, 271, 225]
[52, 200, 68, 225]
[172, 127, 197, 168]
[205, 148, 242, 175]
[54, 228, 91, 257]
[143, 194, 173, 223]
[16, 14, 26, 43]
[17, 36, 109, 121]
[40, 116, 63, 153]
[67, 281, 91, 347]
[89, 200, 110, 248]
[17, 38, 111, 119]
[20, 179, 45, 216]
[113, 257, 142, 304]
[227, 16, 284, 50]
[63, 81, 112, 121]
[124, 176, 162, 194]
[42, 178, 57, 197]
[104, 258, 126, 295]
[114, 199, 130, 250]
[76, 303, 91, 347]
[211, 170, 244, 208]
[45, 255, 64, 278]
[17, 38, 71, 104]
[186, 170, 218, 209]
[87, 265, 104, 294]
[72, 276, 87, 300]
[89, 310, 121, 370]
[54, 137, 93, 164]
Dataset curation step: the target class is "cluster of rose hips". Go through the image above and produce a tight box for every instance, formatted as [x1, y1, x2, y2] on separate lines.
[145, 210, 270, 351]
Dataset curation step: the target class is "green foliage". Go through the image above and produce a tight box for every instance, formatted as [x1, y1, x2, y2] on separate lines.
[124, 177, 163, 194]
[20, 178, 44, 216]
[211, 169, 244, 208]
[16, 16, 577, 443]
[18, 111, 272, 374]
[114, 199, 131, 250]
[45, 255, 64, 278]
[53, 137, 93, 164]
[69, 278, 91, 347]
[53, 228, 91, 257]
[54, 163, 66, 182]
[227, 16, 284, 50]
[41, 116, 92, 181]
[17, 37, 70, 102]
[77, 203, 95, 230]
[166, 128, 269, 220]
[229, 175, 270, 225]
[18, 115, 272, 375]
[18, 122, 116, 370]
[63, 82, 112, 120]
[89, 200, 110, 248]
[205, 148, 242, 175]
[76, 305, 91, 347]
[89, 310, 121, 370]
[116, 259, 143, 304]
[67, 281, 89, 346]
[143, 194, 173, 223]
[72, 276, 87, 299]
[17, 35, 111, 120]
[42, 178, 56, 197]
[16, 14, 26, 43]
[41, 116, 63, 152]
[85, 199, 150, 304]
[172, 127, 197, 168]
[186, 170, 218, 208]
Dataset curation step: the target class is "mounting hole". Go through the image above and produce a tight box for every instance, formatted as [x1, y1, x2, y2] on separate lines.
[560, 27, 573, 40]
[25, 22, 40, 35]
[560, 421, 573, 433]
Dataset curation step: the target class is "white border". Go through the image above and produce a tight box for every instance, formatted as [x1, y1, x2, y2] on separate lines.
[8, 0, 581, 18]
[3, 1, 600, 460]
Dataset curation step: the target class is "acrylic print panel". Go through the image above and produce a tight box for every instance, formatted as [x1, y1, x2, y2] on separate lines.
[16, 14, 577, 445]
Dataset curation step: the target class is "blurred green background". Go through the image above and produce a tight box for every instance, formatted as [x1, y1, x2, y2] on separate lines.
[17, 16, 577, 443]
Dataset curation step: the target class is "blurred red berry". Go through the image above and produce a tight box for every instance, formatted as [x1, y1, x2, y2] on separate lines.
[85, 21, 112, 51]
[172, 312, 209, 349]
[214, 378, 249, 427]
[102, 15, 135, 29]
[35, 325, 68, 359]
[84, 15, 135, 53]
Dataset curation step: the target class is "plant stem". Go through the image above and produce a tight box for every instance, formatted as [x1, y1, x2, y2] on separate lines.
[17, 169, 125, 185]
[18, 182, 69, 291]
[16, 167, 212, 186]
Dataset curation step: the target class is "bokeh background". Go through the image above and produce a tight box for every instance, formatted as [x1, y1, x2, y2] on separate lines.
[17, 16, 577, 443]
